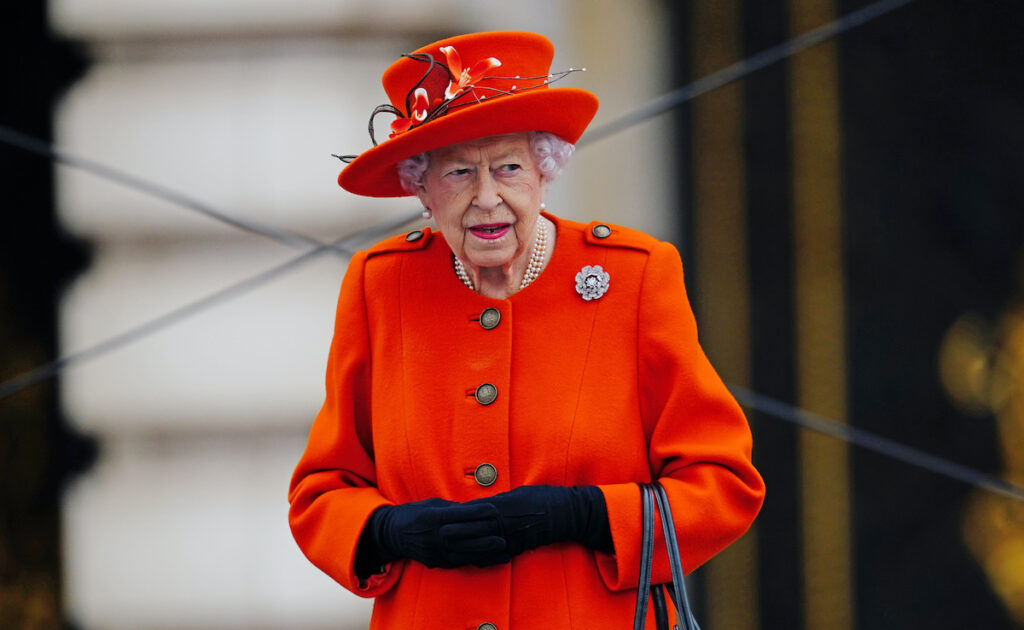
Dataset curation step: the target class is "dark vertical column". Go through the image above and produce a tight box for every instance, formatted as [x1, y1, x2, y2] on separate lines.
[741, 1, 804, 629]
[0, 5, 92, 627]
[664, 1, 693, 273]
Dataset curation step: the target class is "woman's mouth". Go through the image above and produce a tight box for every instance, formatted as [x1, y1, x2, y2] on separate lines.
[468, 223, 512, 240]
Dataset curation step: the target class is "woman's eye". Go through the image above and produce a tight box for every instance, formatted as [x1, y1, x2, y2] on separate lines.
[498, 163, 521, 172]
[446, 168, 471, 177]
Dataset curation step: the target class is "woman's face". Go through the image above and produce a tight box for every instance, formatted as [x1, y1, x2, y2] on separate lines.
[416, 134, 546, 271]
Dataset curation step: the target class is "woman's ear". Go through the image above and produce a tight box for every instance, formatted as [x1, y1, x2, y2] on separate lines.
[414, 183, 430, 208]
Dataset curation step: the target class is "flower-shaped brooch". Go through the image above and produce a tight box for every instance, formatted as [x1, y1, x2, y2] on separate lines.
[575, 265, 610, 301]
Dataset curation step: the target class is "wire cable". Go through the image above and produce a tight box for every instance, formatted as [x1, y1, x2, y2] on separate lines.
[0, 211, 419, 400]
[731, 385, 1024, 503]
[0, 124, 326, 252]
[0, 248, 331, 400]
[579, 0, 916, 147]
[1, 120, 424, 398]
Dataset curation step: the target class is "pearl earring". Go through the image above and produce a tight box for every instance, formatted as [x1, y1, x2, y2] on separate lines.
[540, 202, 546, 210]
[422, 207, 433, 220]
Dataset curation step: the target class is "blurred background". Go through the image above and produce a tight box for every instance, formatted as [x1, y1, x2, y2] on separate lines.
[1, 0, 1022, 628]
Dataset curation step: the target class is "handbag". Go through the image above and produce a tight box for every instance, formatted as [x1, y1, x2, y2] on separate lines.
[632, 482, 702, 630]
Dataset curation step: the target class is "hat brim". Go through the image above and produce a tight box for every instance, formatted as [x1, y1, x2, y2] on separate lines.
[338, 87, 599, 198]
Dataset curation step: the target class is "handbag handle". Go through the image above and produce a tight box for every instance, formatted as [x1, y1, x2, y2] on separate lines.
[632, 482, 702, 630]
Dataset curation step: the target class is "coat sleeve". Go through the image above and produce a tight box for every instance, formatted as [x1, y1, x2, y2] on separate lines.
[288, 250, 401, 596]
[595, 240, 765, 591]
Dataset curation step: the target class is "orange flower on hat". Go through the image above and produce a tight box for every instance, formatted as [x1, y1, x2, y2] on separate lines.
[440, 45, 502, 100]
[389, 87, 431, 137]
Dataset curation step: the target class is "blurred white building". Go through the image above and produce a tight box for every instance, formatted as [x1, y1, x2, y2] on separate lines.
[52, 1, 673, 628]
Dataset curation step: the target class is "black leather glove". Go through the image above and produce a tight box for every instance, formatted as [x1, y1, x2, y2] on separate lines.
[358, 498, 509, 572]
[468, 485, 613, 557]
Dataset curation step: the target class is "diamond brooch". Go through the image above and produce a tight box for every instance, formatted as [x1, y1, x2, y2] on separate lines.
[575, 265, 610, 301]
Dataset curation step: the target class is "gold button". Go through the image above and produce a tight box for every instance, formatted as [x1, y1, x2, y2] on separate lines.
[405, 230, 424, 242]
[474, 383, 498, 405]
[478, 624, 498, 630]
[592, 224, 612, 239]
[479, 307, 501, 330]
[474, 464, 498, 487]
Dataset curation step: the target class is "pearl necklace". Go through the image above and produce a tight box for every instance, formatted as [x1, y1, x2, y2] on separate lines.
[454, 217, 549, 292]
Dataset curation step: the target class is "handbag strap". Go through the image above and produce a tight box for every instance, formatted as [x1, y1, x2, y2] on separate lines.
[633, 483, 656, 630]
[651, 482, 701, 630]
[632, 482, 702, 630]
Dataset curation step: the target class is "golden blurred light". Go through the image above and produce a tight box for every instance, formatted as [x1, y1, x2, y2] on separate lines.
[964, 493, 1024, 625]
[949, 297, 1024, 626]
[988, 536, 1024, 623]
[939, 315, 995, 417]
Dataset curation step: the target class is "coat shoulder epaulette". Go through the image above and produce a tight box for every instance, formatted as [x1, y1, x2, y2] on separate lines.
[571, 219, 660, 253]
[365, 227, 435, 258]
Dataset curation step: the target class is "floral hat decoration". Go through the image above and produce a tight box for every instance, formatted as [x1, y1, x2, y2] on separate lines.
[336, 31, 599, 197]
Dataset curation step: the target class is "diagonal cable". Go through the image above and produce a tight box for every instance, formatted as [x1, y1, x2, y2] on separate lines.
[730, 385, 1024, 503]
[1, 115, 423, 397]
[0, 124, 326, 252]
[579, 0, 916, 147]
[0, 211, 419, 400]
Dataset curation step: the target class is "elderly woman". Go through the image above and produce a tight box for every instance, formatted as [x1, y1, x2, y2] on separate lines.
[289, 31, 764, 629]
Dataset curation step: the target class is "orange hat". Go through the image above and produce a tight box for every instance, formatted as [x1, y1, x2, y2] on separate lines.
[337, 31, 599, 197]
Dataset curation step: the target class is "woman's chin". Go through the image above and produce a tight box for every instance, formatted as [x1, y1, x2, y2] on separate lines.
[462, 248, 519, 272]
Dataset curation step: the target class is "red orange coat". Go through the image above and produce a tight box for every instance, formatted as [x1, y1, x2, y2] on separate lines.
[289, 213, 765, 629]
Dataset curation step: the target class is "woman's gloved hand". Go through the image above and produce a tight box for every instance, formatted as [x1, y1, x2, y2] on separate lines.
[362, 498, 510, 570]
[468, 485, 613, 557]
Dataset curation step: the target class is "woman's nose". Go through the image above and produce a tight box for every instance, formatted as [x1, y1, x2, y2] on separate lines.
[473, 171, 502, 211]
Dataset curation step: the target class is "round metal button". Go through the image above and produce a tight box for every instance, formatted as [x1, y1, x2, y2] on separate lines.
[474, 464, 498, 487]
[474, 383, 498, 405]
[478, 624, 498, 630]
[592, 224, 612, 239]
[479, 307, 501, 330]
[405, 230, 424, 242]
